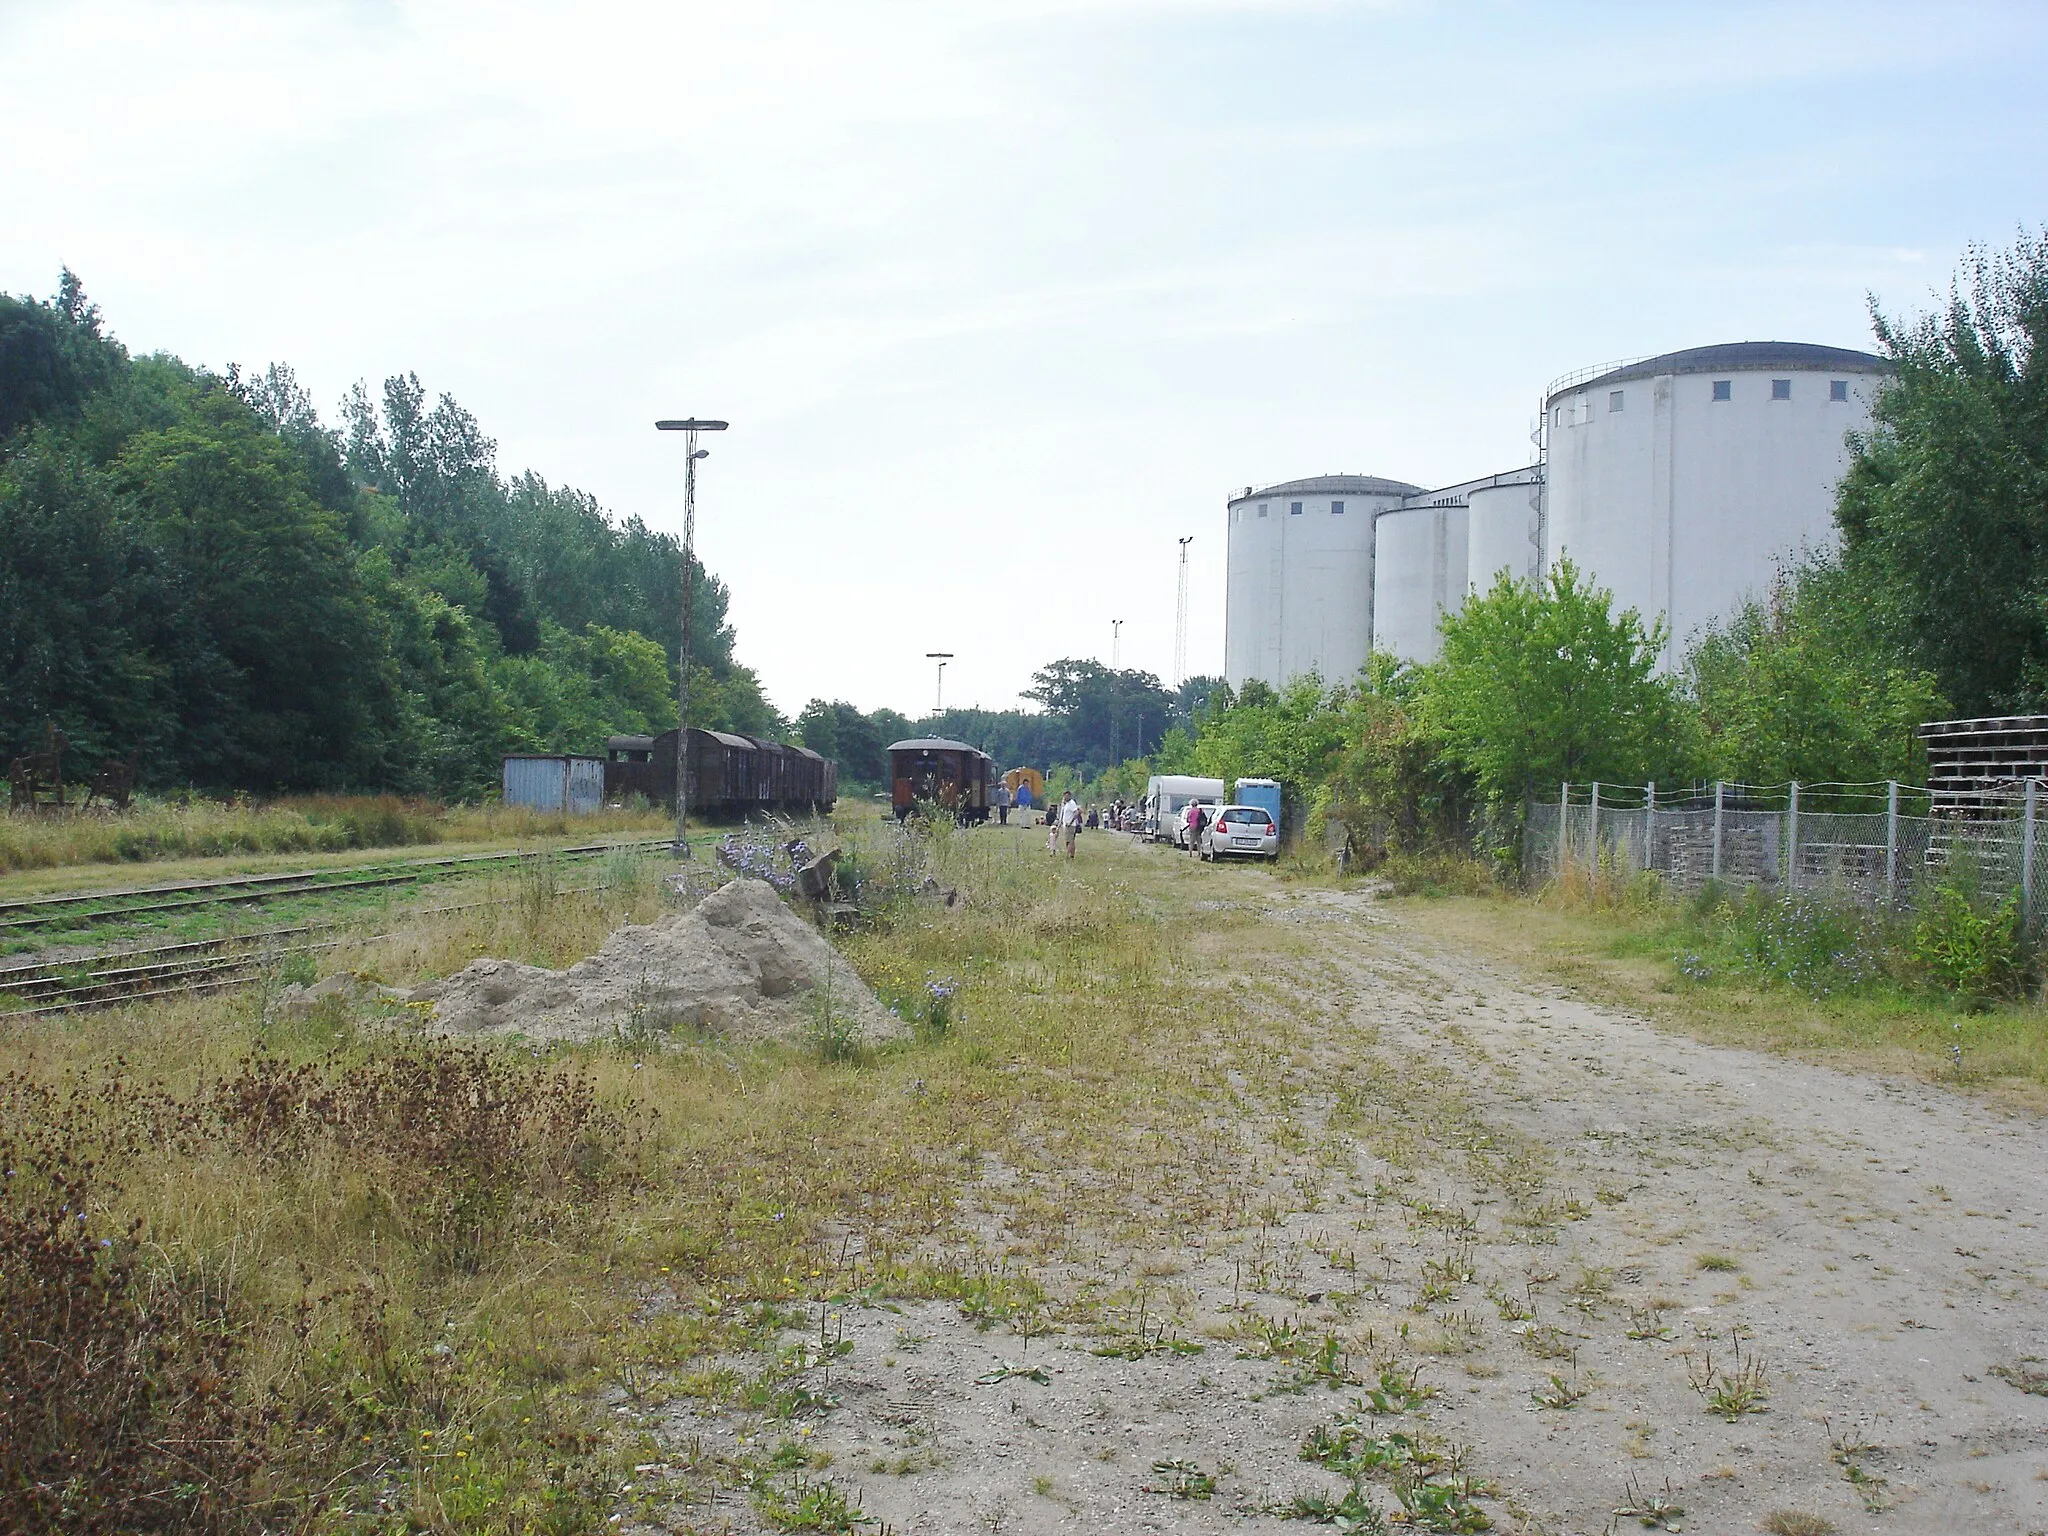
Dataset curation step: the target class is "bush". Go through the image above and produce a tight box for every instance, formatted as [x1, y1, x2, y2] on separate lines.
[1, 1135, 269, 1535]
[1911, 880, 2025, 1003]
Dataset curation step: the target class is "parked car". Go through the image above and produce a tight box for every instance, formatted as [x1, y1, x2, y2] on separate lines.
[1199, 804, 1279, 862]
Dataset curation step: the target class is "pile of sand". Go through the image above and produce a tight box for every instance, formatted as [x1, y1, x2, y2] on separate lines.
[407, 878, 905, 1047]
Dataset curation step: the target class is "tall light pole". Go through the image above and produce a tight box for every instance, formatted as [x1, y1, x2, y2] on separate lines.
[656, 417, 728, 857]
[926, 652, 953, 715]
[1109, 619, 1123, 770]
[1174, 536, 1193, 685]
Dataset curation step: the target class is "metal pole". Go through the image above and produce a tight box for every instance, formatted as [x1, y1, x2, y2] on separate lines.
[656, 418, 728, 860]
[1559, 781, 1570, 876]
[1590, 781, 1601, 873]
[1787, 781, 1800, 891]
[2025, 778, 2038, 926]
[1646, 780, 1656, 876]
[677, 428, 696, 854]
[1712, 780, 1724, 881]
[1885, 780, 1899, 903]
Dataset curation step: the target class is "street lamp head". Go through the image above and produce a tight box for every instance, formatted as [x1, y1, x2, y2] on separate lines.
[691, 449, 709, 461]
[656, 419, 729, 432]
[926, 652, 954, 660]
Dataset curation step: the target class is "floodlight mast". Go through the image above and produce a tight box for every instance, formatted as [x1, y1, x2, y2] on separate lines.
[656, 418, 729, 857]
[926, 652, 954, 714]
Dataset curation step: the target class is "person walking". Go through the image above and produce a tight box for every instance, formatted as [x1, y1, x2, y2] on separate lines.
[1047, 800, 1060, 855]
[1059, 790, 1083, 860]
[995, 780, 1011, 826]
[1186, 800, 1209, 857]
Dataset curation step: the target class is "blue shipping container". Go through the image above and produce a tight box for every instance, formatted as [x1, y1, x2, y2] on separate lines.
[1233, 777, 1283, 835]
[502, 755, 606, 814]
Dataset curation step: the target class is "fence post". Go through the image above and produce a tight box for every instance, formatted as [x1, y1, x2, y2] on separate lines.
[1885, 780, 1899, 904]
[1590, 782, 1601, 873]
[1559, 781, 1570, 876]
[2025, 779, 2038, 927]
[1787, 781, 1800, 891]
[1646, 781, 1656, 875]
[1712, 780, 1724, 881]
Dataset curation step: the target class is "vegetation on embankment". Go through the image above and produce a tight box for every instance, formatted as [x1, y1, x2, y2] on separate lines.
[0, 795, 673, 875]
[1389, 857, 2048, 1096]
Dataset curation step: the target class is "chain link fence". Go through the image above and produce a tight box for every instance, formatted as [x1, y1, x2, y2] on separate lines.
[1525, 781, 2048, 923]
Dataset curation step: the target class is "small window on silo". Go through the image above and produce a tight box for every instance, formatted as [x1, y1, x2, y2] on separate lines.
[1257, 504, 1267, 518]
[1711, 379, 1732, 402]
[1609, 390, 1624, 412]
[1552, 406, 1562, 426]
[1829, 379, 1849, 402]
[1330, 500, 1345, 514]
[1290, 501, 1303, 515]
[1771, 378, 1792, 400]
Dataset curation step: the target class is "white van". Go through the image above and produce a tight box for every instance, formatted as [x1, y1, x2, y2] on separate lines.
[1143, 775, 1226, 843]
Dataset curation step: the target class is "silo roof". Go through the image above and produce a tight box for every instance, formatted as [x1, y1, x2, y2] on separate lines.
[1553, 342, 1892, 400]
[1229, 473, 1425, 506]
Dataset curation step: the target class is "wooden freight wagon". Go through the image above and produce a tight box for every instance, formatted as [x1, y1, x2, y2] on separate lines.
[888, 738, 993, 823]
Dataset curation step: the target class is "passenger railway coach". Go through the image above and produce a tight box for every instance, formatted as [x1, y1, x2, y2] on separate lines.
[603, 729, 837, 815]
[888, 737, 993, 823]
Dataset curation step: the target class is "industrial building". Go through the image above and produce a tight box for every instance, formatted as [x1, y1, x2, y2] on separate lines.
[1224, 341, 1893, 686]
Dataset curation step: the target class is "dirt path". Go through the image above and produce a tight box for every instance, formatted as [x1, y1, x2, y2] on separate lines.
[660, 865, 2048, 1535]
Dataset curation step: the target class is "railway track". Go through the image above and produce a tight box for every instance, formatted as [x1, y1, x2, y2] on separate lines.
[0, 838, 671, 936]
[0, 880, 630, 1018]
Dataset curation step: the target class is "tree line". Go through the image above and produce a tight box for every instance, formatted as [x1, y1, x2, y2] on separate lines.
[0, 274, 779, 797]
[794, 664, 1223, 788]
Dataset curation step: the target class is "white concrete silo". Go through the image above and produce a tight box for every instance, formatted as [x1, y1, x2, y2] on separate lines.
[1224, 474, 1421, 688]
[1543, 342, 1891, 667]
[1464, 468, 1544, 596]
[1370, 499, 1468, 664]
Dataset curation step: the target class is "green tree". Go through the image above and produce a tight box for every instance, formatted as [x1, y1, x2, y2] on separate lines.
[1420, 560, 1696, 809]
[1836, 229, 2048, 714]
[1688, 556, 1943, 788]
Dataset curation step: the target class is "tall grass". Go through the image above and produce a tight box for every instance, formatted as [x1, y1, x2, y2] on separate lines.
[0, 796, 672, 875]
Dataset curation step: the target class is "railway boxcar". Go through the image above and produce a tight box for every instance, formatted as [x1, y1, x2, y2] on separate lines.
[607, 729, 776, 815]
[888, 738, 993, 823]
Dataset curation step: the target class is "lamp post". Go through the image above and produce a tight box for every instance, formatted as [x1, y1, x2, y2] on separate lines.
[656, 417, 728, 857]
[926, 652, 953, 715]
[1109, 620, 1123, 768]
[1174, 536, 1193, 685]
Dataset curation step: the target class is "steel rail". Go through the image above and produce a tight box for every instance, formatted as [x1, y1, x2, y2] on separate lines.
[0, 839, 672, 934]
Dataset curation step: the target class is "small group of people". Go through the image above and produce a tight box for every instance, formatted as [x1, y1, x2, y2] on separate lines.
[1028, 791, 1137, 858]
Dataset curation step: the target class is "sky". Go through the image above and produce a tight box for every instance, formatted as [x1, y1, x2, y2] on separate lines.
[3, 0, 2045, 718]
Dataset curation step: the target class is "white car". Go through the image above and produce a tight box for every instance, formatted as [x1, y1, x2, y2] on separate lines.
[1199, 804, 1278, 861]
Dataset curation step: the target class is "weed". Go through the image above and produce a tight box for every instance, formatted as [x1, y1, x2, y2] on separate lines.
[973, 1362, 1050, 1386]
[1354, 1362, 1435, 1415]
[1912, 878, 2025, 1002]
[1991, 1357, 2048, 1396]
[751, 1471, 882, 1532]
[1611, 1471, 1685, 1530]
[1530, 1372, 1585, 1410]
[1694, 1252, 1739, 1273]
[1761, 1515, 1838, 1536]
[1391, 1472, 1493, 1533]
[1146, 1458, 1219, 1499]
[1684, 1332, 1769, 1421]
[1282, 1482, 1388, 1529]
[1625, 1306, 1674, 1341]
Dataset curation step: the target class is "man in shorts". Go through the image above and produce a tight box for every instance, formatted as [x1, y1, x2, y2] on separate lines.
[1059, 791, 1083, 859]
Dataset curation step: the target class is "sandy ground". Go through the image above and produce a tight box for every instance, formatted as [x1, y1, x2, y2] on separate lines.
[655, 863, 2048, 1535]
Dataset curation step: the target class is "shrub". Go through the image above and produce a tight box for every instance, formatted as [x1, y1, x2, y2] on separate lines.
[1, 1136, 269, 1535]
[1911, 880, 2024, 1003]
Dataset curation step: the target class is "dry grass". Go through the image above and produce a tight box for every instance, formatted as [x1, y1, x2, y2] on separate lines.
[4, 812, 1351, 1531]
[0, 795, 673, 876]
